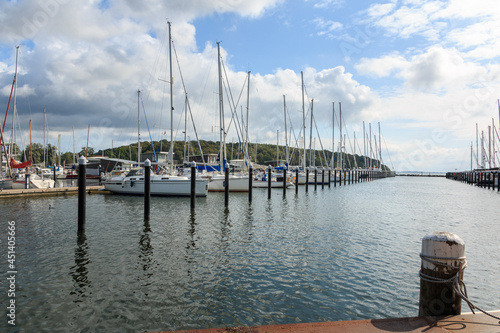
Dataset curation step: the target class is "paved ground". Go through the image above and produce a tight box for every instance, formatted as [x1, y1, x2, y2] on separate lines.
[151, 311, 500, 333]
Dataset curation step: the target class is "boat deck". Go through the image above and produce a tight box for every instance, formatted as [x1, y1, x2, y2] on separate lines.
[151, 311, 500, 333]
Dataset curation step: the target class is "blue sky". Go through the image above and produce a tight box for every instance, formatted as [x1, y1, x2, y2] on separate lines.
[1, 0, 500, 172]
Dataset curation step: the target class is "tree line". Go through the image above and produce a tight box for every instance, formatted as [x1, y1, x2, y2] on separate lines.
[12, 139, 390, 170]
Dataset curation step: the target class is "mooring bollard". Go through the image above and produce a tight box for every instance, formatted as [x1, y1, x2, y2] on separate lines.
[144, 159, 151, 220]
[249, 165, 253, 202]
[267, 165, 272, 199]
[78, 156, 86, 231]
[190, 162, 196, 210]
[419, 232, 466, 317]
[225, 163, 229, 207]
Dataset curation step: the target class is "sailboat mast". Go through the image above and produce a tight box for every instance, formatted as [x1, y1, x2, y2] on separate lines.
[72, 126, 76, 163]
[476, 123, 479, 169]
[43, 107, 46, 166]
[246, 71, 250, 169]
[11, 46, 19, 157]
[363, 121, 366, 168]
[29, 120, 32, 172]
[378, 122, 382, 169]
[331, 102, 334, 169]
[217, 42, 225, 171]
[283, 95, 289, 165]
[276, 129, 279, 164]
[339, 102, 343, 170]
[168, 21, 174, 172]
[309, 99, 314, 167]
[301, 71, 306, 170]
[369, 123, 372, 169]
[137, 89, 141, 164]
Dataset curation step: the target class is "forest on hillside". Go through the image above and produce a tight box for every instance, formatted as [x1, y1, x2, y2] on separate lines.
[14, 139, 390, 170]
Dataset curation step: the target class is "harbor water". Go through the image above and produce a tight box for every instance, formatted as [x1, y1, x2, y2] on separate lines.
[1, 176, 499, 332]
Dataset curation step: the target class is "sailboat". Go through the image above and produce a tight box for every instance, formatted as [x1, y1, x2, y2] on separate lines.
[105, 22, 208, 197]
[206, 42, 249, 192]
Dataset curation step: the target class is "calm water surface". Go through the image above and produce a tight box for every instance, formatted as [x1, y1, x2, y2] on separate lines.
[1, 176, 499, 332]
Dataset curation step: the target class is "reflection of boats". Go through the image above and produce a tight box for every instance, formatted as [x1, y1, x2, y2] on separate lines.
[104, 168, 208, 197]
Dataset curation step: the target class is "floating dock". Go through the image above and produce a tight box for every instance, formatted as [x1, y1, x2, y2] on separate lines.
[0, 186, 109, 198]
[151, 311, 500, 333]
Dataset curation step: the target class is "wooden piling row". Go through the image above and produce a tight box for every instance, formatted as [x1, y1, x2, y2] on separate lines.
[446, 170, 499, 191]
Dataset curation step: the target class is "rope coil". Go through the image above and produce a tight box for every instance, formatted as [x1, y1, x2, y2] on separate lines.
[419, 253, 500, 323]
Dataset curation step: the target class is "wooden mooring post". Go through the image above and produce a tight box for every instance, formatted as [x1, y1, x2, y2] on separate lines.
[305, 168, 309, 192]
[248, 165, 253, 202]
[224, 163, 229, 206]
[267, 165, 272, 199]
[78, 156, 86, 231]
[314, 168, 318, 191]
[144, 159, 151, 219]
[419, 232, 465, 317]
[283, 167, 287, 197]
[190, 162, 196, 210]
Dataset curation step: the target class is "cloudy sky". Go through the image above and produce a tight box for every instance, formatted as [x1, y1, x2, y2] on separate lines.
[1, 0, 500, 172]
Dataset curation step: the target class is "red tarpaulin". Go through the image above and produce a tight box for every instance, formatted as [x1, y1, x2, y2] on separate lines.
[10, 157, 31, 169]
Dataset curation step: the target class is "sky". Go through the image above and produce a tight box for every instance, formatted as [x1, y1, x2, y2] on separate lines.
[1, 0, 500, 172]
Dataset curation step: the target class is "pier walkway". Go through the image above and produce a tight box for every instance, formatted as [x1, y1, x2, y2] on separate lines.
[0, 185, 108, 198]
[153, 311, 500, 333]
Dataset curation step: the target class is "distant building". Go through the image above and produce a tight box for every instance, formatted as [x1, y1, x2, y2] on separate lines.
[141, 151, 172, 163]
[187, 154, 218, 164]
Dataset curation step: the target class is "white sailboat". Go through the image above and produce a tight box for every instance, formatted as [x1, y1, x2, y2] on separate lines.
[207, 42, 249, 192]
[105, 22, 208, 197]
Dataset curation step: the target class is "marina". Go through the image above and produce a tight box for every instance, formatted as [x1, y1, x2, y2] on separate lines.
[1, 176, 499, 332]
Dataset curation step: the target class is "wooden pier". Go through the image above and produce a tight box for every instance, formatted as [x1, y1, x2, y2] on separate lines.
[151, 311, 500, 333]
[0, 185, 109, 198]
[446, 169, 499, 190]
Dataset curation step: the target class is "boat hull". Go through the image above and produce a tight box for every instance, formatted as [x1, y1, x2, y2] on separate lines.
[0, 178, 13, 189]
[207, 174, 249, 192]
[105, 176, 209, 197]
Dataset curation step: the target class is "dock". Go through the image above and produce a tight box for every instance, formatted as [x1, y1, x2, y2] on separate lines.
[0, 185, 109, 198]
[152, 311, 500, 333]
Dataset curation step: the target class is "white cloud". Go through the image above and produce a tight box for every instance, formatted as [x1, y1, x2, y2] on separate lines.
[312, 17, 343, 37]
[355, 54, 409, 77]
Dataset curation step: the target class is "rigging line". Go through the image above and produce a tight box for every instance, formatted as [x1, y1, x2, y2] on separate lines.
[382, 135, 394, 170]
[312, 113, 328, 167]
[140, 95, 157, 163]
[221, 60, 248, 160]
[171, 40, 207, 166]
[143, 23, 169, 108]
[341, 116, 355, 168]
